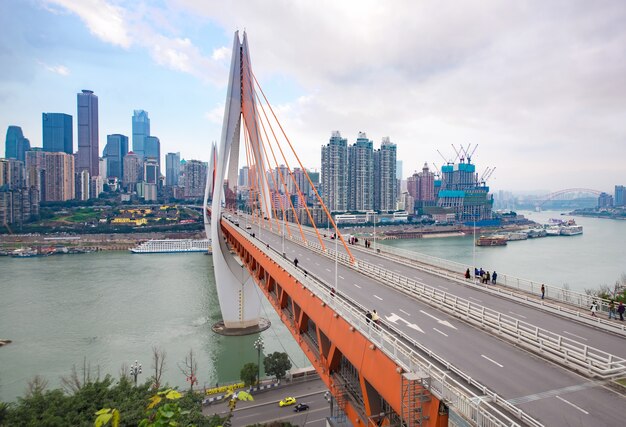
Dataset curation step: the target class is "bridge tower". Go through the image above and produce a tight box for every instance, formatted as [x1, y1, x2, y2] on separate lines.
[205, 31, 273, 331]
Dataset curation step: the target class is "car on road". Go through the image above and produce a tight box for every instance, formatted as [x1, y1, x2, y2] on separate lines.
[293, 403, 309, 412]
[279, 396, 296, 407]
[246, 225, 252, 229]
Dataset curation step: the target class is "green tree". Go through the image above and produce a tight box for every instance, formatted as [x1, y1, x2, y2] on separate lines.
[240, 363, 258, 386]
[263, 352, 292, 380]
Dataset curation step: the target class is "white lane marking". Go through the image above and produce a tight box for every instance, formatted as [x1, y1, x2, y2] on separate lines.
[399, 309, 411, 316]
[378, 263, 384, 266]
[326, 268, 331, 272]
[468, 296, 482, 302]
[315, 262, 320, 266]
[438, 286, 449, 290]
[419, 310, 457, 329]
[339, 275, 345, 280]
[508, 311, 527, 319]
[353, 283, 362, 289]
[374, 295, 383, 301]
[556, 396, 589, 415]
[562, 331, 588, 341]
[481, 354, 503, 368]
[386, 313, 424, 333]
[433, 328, 448, 337]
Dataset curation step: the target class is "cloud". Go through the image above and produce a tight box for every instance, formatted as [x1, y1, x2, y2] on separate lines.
[205, 103, 225, 124]
[40, 62, 70, 76]
[212, 46, 230, 61]
[45, 0, 131, 48]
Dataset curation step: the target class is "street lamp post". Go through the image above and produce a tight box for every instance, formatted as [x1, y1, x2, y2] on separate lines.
[130, 360, 142, 386]
[334, 219, 338, 294]
[473, 212, 477, 283]
[253, 336, 264, 385]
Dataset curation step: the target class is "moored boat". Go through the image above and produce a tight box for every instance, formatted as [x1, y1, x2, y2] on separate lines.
[476, 235, 508, 246]
[130, 239, 212, 254]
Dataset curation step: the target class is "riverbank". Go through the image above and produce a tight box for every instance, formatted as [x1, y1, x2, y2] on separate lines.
[0, 231, 207, 252]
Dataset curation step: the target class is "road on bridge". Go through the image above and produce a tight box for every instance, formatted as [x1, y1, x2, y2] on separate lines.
[232, 215, 626, 426]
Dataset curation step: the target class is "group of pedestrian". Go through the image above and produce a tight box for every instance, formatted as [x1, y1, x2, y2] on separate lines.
[466, 268, 497, 284]
[364, 239, 373, 248]
[590, 300, 625, 320]
[348, 236, 359, 245]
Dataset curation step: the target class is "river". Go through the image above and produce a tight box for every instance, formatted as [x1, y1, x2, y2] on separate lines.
[1, 211, 624, 402]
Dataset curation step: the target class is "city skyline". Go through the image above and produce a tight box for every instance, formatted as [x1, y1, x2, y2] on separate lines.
[1, 1, 625, 192]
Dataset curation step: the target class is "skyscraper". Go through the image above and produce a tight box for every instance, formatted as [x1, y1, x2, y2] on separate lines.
[615, 185, 625, 207]
[5, 126, 31, 162]
[348, 132, 374, 211]
[77, 90, 99, 177]
[42, 113, 73, 154]
[144, 136, 160, 170]
[165, 152, 181, 186]
[123, 152, 142, 191]
[321, 131, 348, 212]
[25, 150, 46, 201]
[374, 137, 397, 212]
[44, 152, 75, 201]
[132, 110, 150, 159]
[103, 134, 128, 179]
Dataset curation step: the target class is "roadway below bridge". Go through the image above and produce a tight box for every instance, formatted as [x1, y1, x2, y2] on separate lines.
[229, 216, 626, 426]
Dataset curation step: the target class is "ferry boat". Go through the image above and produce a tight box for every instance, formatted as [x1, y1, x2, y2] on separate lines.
[130, 239, 212, 254]
[545, 225, 562, 236]
[560, 224, 583, 236]
[475, 235, 508, 246]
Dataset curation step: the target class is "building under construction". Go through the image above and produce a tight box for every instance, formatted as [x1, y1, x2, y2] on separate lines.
[431, 145, 494, 222]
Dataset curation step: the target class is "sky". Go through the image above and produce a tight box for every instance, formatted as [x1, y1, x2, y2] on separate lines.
[1, 0, 625, 193]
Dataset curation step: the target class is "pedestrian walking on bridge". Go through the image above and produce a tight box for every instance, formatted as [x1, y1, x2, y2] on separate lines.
[465, 268, 471, 279]
[491, 271, 497, 284]
[541, 284, 545, 299]
[608, 300, 616, 319]
[294, 257, 298, 268]
[618, 302, 625, 321]
[590, 301, 598, 317]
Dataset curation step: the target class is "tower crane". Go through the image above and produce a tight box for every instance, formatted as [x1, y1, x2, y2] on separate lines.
[437, 149, 453, 165]
[451, 144, 463, 163]
[465, 144, 478, 164]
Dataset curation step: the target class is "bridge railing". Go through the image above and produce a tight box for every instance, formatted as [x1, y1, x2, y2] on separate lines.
[301, 237, 626, 380]
[228, 222, 542, 427]
[368, 240, 614, 314]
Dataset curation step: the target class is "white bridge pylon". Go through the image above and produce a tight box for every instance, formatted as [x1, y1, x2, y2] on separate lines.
[204, 31, 272, 330]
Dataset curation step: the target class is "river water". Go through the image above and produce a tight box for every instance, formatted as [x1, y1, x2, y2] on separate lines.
[1, 211, 624, 402]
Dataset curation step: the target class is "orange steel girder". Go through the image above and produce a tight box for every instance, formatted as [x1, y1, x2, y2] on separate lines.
[221, 221, 447, 426]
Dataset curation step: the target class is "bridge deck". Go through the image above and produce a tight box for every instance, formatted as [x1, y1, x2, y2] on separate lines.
[229, 215, 626, 426]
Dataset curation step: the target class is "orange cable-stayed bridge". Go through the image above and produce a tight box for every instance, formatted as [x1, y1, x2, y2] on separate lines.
[203, 31, 626, 427]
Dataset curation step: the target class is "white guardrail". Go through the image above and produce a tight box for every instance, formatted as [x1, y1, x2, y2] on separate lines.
[294, 224, 626, 336]
[226, 221, 542, 427]
[368, 240, 615, 314]
[295, 236, 626, 380]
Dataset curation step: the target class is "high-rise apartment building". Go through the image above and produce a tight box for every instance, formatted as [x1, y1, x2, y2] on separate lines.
[0, 158, 38, 226]
[132, 110, 150, 159]
[407, 163, 435, 212]
[348, 132, 374, 211]
[181, 160, 207, 199]
[615, 185, 625, 207]
[25, 150, 46, 201]
[5, 126, 30, 162]
[44, 152, 75, 201]
[123, 152, 142, 191]
[144, 159, 159, 184]
[321, 131, 348, 212]
[103, 134, 128, 179]
[165, 152, 181, 187]
[76, 90, 99, 177]
[374, 137, 397, 211]
[42, 113, 73, 154]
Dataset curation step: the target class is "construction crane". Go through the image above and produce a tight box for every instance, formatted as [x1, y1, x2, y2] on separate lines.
[451, 144, 463, 163]
[465, 144, 478, 164]
[483, 167, 496, 185]
[437, 149, 453, 165]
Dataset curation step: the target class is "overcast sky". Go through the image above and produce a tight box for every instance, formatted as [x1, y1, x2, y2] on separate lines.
[1, 0, 624, 193]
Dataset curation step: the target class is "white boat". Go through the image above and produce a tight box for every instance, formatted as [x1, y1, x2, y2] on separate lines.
[545, 225, 562, 236]
[560, 224, 583, 236]
[130, 239, 212, 254]
[505, 231, 528, 241]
